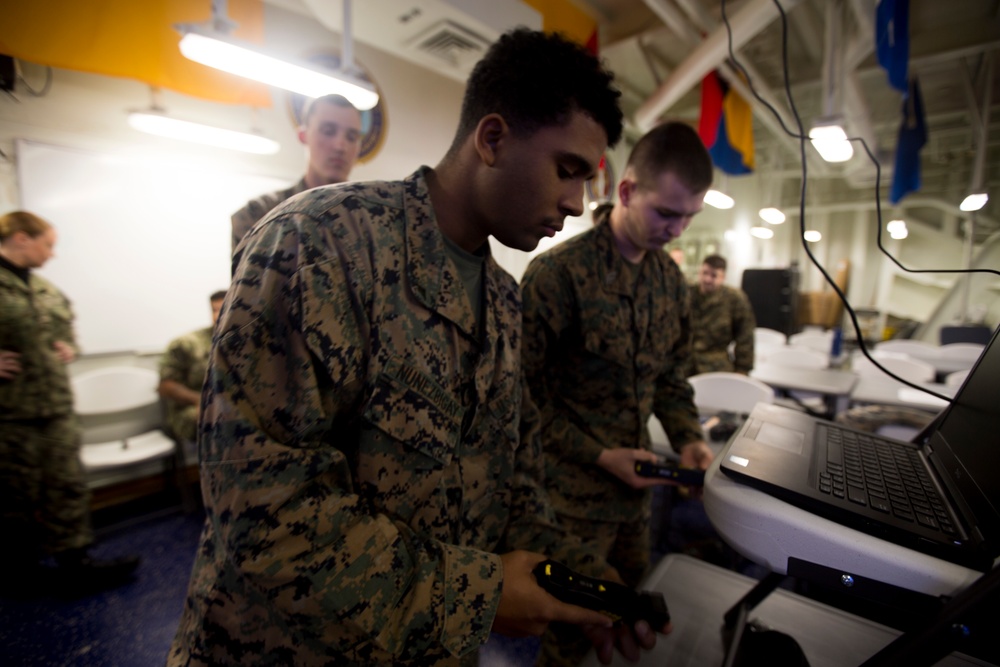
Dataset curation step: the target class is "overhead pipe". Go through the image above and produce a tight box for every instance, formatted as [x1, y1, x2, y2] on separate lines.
[651, 0, 829, 174]
[636, 0, 804, 131]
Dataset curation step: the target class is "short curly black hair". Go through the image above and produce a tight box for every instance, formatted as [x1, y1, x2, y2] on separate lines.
[449, 28, 623, 153]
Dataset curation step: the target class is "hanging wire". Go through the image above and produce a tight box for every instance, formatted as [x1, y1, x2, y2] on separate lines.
[717, 0, 983, 403]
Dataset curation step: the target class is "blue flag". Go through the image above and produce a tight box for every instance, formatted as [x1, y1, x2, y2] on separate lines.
[890, 78, 927, 204]
[876, 0, 910, 93]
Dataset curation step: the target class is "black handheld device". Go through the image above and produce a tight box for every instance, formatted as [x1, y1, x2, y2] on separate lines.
[634, 460, 705, 486]
[532, 560, 670, 629]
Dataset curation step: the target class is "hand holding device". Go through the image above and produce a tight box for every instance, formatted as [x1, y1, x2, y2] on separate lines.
[634, 460, 705, 487]
[532, 559, 670, 629]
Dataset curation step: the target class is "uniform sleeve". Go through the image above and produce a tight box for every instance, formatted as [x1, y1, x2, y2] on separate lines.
[732, 289, 757, 374]
[201, 211, 500, 661]
[158, 337, 191, 385]
[230, 200, 262, 255]
[53, 289, 79, 356]
[652, 280, 702, 451]
[521, 256, 604, 465]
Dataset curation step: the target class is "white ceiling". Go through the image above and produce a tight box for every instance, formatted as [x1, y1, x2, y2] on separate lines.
[265, 0, 1000, 242]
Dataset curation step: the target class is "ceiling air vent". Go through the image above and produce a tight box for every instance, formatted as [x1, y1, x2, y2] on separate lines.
[406, 19, 491, 70]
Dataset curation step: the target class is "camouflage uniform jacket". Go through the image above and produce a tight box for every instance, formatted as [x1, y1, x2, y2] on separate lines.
[230, 177, 308, 253]
[171, 168, 601, 667]
[0, 264, 78, 420]
[689, 284, 756, 375]
[158, 326, 213, 439]
[520, 210, 702, 523]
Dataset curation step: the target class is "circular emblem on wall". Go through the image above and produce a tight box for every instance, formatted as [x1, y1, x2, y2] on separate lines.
[287, 51, 388, 164]
[585, 154, 615, 207]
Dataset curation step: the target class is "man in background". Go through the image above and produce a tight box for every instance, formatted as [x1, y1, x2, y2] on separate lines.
[157, 291, 225, 443]
[689, 254, 756, 375]
[169, 28, 669, 667]
[230, 94, 362, 253]
[521, 121, 715, 667]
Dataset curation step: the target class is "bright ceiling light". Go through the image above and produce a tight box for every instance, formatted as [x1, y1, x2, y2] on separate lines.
[809, 118, 854, 162]
[128, 110, 280, 154]
[959, 192, 989, 212]
[704, 189, 734, 209]
[889, 227, 909, 239]
[750, 226, 774, 239]
[887, 219, 906, 233]
[588, 200, 599, 211]
[803, 230, 822, 242]
[176, 26, 379, 111]
[759, 207, 786, 225]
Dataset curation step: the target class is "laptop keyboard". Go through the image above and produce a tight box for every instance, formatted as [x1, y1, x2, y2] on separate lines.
[818, 426, 956, 536]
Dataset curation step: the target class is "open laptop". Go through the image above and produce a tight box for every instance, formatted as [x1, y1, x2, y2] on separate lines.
[719, 326, 1000, 572]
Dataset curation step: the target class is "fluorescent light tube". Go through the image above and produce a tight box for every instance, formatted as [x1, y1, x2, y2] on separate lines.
[178, 28, 379, 110]
[128, 111, 280, 154]
[758, 207, 786, 225]
[803, 230, 822, 242]
[750, 226, 774, 239]
[704, 189, 734, 209]
[960, 192, 988, 212]
[809, 122, 854, 162]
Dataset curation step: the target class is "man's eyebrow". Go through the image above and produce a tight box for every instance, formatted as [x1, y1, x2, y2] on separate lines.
[557, 152, 598, 179]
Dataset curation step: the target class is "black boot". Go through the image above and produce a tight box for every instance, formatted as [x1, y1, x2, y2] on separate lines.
[54, 548, 140, 594]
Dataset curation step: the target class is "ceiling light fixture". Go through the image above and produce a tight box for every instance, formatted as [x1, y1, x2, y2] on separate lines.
[127, 109, 280, 154]
[704, 189, 734, 209]
[750, 226, 774, 239]
[175, 0, 378, 110]
[809, 117, 854, 162]
[758, 207, 786, 225]
[803, 230, 823, 243]
[887, 219, 908, 240]
[959, 192, 989, 212]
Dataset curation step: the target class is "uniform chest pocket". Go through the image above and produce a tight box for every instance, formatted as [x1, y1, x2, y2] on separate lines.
[361, 369, 461, 466]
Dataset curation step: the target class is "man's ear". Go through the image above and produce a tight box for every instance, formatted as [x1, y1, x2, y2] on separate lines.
[617, 178, 636, 207]
[474, 114, 509, 167]
[297, 127, 308, 146]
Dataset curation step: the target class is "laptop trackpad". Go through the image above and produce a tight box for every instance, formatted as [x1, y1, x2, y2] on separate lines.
[755, 422, 805, 455]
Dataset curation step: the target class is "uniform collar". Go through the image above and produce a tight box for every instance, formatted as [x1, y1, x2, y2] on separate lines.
[402, 166, 503, 340]
[592, 208, 645, 297]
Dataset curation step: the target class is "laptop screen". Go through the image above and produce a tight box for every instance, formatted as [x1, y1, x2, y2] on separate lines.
[927, 325, 1000, 550]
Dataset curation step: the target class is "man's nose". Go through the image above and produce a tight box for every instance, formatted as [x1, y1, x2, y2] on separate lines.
[559, 183, 585, 218]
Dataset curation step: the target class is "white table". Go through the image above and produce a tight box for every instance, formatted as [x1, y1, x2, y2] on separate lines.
[850, 375, 955, 411]
[751, 363, 859, 415]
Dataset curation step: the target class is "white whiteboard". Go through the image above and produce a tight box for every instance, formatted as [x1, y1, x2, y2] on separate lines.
[18, 140, 288, 355]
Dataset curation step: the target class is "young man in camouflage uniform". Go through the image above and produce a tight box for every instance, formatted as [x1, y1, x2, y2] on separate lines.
[157, 290, 226, 442]
[169, 29, 666, 666]
[520, 122, 715, 667]
[689, 254, 756, 375]
[0, 211, 138, 592]
[230, 94, 362, 253]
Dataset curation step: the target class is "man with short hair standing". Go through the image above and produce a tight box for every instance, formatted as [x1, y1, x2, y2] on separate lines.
[689, 254, 756, 375]
[169, 28, 668, 667]
[230, 94, 362, 253]
[521, 121, 715, 667]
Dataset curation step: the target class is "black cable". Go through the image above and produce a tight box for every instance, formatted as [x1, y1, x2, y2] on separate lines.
[719, 0, 954, 403]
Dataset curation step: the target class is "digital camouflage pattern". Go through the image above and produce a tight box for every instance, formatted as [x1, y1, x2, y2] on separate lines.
[0, 265, 90, 556]
[0, 266, 78, 419]
[169, 168, 603, 667]
[230, 177, 308, 253]
[520, 208, 702, 525]
[0, 415, 91, 555]
[688, 283, 756, 375]
[158, 326, 213, 442]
